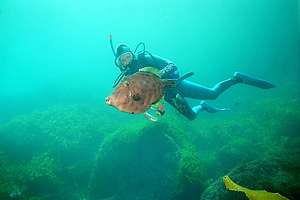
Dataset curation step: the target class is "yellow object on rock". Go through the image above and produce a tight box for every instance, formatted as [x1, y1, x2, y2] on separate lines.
[223, 176, 290, 200]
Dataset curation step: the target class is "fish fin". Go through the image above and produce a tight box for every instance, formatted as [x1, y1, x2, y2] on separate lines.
[151, 98, 161, 105]
[144, 112, 158, 122]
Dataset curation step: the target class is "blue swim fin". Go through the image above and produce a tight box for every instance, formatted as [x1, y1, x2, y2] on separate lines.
[192, 101, 230, 114]
[234, 72, 275, 89]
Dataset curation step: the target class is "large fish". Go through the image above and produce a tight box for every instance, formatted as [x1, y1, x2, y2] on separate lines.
[105, 67, 193, 114]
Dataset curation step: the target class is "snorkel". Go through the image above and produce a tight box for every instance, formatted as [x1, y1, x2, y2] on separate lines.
[109, 34, 116, 57]
[109, 34, 125, 70]
[109, 34, 129, 87]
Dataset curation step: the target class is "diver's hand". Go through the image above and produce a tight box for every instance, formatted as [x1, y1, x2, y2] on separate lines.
[159, 63, 177, 78]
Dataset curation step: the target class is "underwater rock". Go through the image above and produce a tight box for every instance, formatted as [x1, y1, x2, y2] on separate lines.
[0, 104, 122, 199]
[200, 152, 300, 200]
[249, 98, 300, 138]
[0, 152, 62, 199]
[88, 121, 205, 200]
[88, 122, 178, 200]
[0, 104, 115, 163]
[211, 138, 259, 177]
[200, 177, 247, 200]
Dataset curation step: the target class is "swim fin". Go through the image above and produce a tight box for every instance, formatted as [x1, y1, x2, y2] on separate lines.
[193, 101, 230, 114]
[234, 72, 275, 89]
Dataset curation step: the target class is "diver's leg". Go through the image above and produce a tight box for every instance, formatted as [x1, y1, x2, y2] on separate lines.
[177, 72, 275, 100]
[177, 79, 238, 100]
[166, 94, 198, 120]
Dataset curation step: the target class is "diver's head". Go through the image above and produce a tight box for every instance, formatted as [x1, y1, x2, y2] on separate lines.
[115, 43, 134, 70]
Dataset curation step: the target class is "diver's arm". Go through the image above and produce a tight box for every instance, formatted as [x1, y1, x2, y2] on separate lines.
[139, 53, 179, 78]
[159, 63, 178, 78]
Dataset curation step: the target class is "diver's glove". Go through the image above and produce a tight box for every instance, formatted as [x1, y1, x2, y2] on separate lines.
[159, 63, 178, 78]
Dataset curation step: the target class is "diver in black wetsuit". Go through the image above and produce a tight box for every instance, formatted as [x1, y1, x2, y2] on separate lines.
[109, 38, 275, 120]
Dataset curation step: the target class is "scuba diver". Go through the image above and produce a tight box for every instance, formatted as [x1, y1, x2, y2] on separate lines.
[109, 35, 275, 120]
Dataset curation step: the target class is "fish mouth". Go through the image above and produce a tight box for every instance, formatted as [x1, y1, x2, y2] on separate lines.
[105, 96, 122, 107]
[105, 96, 112, 105]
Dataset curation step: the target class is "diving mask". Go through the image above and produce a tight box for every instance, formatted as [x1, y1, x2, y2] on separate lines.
[116, 52, 134, 69]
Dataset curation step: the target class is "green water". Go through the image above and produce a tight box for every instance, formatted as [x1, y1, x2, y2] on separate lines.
[0, 1, 300, 200]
